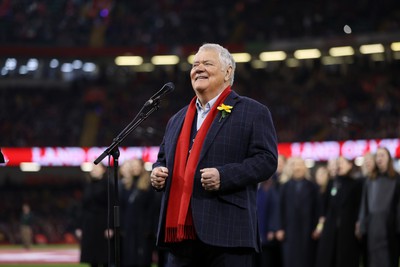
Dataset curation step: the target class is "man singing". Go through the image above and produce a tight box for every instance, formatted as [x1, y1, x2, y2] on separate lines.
[151, 43, 278, 267]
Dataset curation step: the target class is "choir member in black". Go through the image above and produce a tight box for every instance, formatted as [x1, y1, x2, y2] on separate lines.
[315, 156, 363, 267]
[276, 157, 319, 267]
[361, 152, 375, 179]
[120, 158, 161, 267]
[327, 158, 338, 180]
[356, 151, 375, 267]
[314, 165, 331, 218]
[358, 147, 400, 267]
[77, 163, 114, 267]
[119, 159, 136, 239]
[256, 154, 286, 267]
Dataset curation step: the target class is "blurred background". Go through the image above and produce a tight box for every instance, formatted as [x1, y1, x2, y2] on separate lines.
[0, 0, 399, 264]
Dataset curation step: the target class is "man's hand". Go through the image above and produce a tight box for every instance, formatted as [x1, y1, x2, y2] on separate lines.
[151, 167, 169, 190]
[200, 168, 220, 191]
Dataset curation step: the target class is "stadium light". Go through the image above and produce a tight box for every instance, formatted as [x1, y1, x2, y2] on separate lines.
[391, 42, 400, 51]
[115, 56, 143, 66]
[5, 58, 17, 70]
[72, 60, 83, 69]
[49, 59, 59, 68]
[83, 62, 97, 72]
[259, 51, 287, 61]
[19, 65, 28, 75]
[187, 55, 195, 65]
[329, 46, 354, 57]
[151, 55, 179, 65]
[231, 53, 251, 63]
[20, 162, 41, 172]
[294, 49, 321, 59]
[61, 63, 73, 73]
[359, 44, 384, 54]
[187, 53, 251, 64]
[27, 58, 39, 71]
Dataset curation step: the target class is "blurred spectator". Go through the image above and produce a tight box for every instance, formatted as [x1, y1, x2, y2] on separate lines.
[279, 156, 294, 184]
[119, 158, 160, 267]
[357, 147, 400, 267]
[314, 164, 331, 217]
[0, 174, 85, 245]
[315, 156, 363, 267]
[119, 159, 135, 234]
[0, 0, 399, 47]
[256, 154, 286, 267]
[327, 158, 338, 180]
[20, 203, 34, 249]
[1, 61, 400, 147]
[361, 152, 376, 179]
[358, 152, 375, 267]
[276, 157, 319, 267]
[76, 163, 114, 267]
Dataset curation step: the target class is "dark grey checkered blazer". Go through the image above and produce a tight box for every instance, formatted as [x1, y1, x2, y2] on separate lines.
[153, 90, 278, 252]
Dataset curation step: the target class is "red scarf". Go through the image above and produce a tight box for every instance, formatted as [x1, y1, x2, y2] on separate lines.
[165, 87, 232, 242]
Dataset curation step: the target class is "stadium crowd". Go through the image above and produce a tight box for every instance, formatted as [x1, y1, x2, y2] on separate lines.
[0, 0, 399, 47]
[1, 59, 399, 147]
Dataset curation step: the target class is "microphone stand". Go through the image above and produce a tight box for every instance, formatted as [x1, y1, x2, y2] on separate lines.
[94, 98, 161, 267]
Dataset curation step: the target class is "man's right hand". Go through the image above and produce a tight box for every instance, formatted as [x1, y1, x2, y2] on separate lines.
[151, 167, 169, 190]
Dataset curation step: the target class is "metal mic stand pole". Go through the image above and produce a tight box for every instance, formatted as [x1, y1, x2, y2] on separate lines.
[94, 99, 161, 267]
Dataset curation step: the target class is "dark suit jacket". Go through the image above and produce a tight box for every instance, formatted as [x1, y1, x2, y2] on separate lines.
[153, 90, 278, 252]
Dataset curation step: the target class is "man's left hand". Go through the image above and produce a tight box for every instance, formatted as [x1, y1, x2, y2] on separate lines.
[200, 168, 220, 191]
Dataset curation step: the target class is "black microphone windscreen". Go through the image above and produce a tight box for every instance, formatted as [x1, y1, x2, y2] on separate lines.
[164, 82, 175, 94]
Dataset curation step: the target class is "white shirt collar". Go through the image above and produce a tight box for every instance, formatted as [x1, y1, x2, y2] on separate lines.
[195, 92, 222, 113]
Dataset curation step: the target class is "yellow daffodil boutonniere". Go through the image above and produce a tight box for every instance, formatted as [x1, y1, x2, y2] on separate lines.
[217, 103, 233, 122]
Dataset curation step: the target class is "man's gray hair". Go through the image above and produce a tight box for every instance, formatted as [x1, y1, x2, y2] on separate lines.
[198, 43, 236, 85]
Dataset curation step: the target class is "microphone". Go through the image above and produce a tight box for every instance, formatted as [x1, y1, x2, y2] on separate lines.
[145, 82, 175, 106]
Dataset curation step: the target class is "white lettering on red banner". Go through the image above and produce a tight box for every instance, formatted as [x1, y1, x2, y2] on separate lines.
[1, 139, 399, 166]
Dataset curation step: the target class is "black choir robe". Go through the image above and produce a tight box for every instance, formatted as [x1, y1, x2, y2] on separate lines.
[279, 178, 319, 267]
[315, 175, 363, 267]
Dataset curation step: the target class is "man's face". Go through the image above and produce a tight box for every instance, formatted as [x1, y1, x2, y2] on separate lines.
[190, 49, 227, 95]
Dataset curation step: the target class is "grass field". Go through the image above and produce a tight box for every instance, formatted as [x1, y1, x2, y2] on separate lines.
[0, 244, 158, 266]
[0, 264, 88, 267]
[0, 244, 89, 267]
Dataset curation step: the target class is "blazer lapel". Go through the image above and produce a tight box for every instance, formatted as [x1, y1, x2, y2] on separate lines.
[199, 91, 240, 162]
[166, 107, 187, 164]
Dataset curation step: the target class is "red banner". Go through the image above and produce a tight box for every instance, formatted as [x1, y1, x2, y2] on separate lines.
[1, 138, 399, 166]
[1, 146, 160, 166]
[278, 138, 400, 161]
